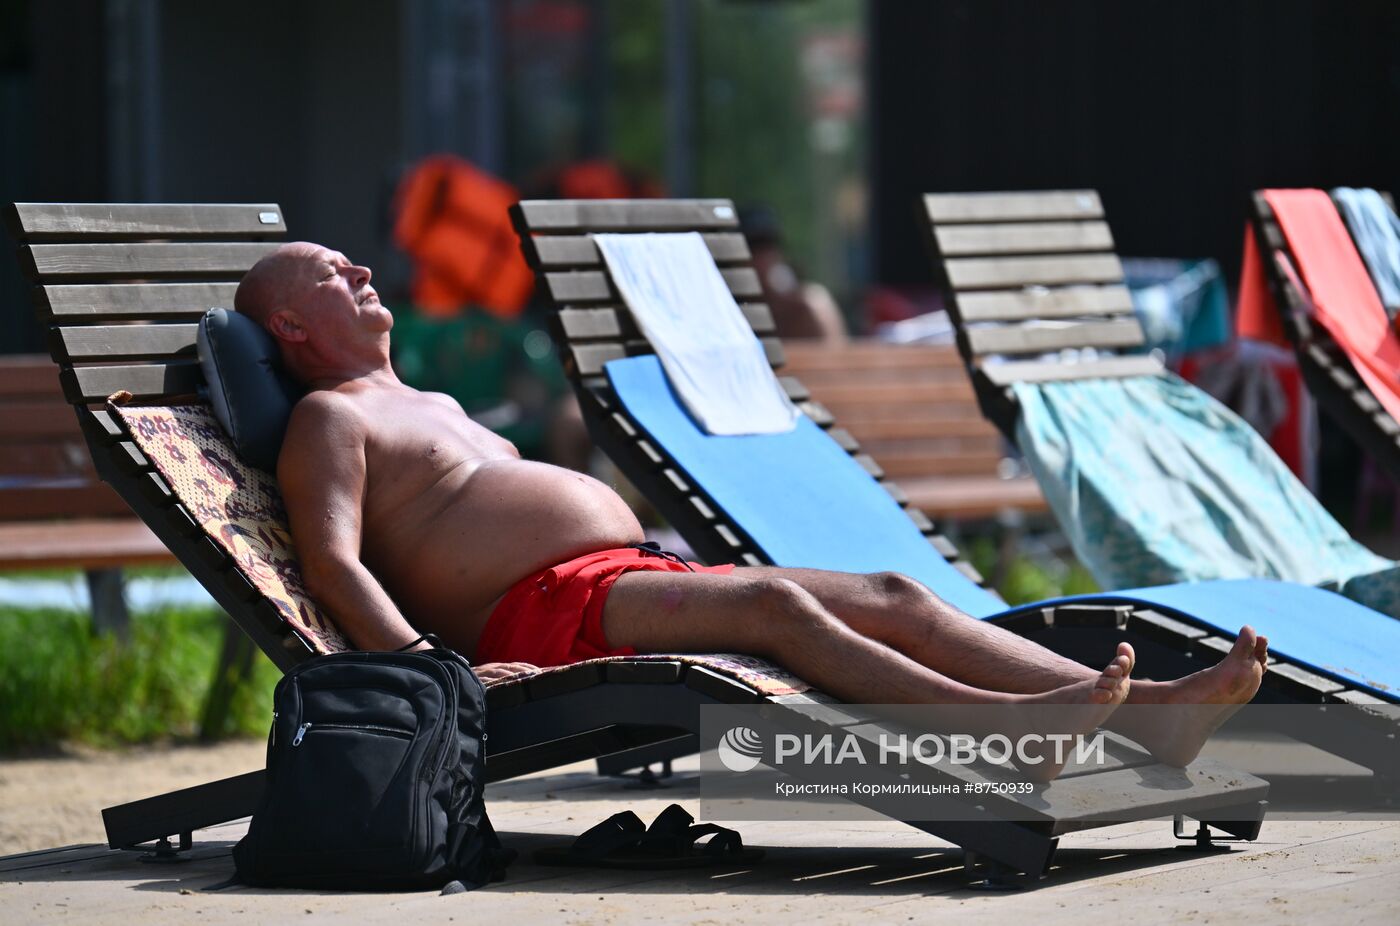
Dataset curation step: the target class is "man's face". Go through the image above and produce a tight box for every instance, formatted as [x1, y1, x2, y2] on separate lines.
[283, 244, 392, 338]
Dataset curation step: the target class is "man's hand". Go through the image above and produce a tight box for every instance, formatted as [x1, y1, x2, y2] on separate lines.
[474, 662, 539, 682]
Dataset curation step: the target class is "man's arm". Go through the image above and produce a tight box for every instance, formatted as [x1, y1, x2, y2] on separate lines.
[279, 393, 424, 651]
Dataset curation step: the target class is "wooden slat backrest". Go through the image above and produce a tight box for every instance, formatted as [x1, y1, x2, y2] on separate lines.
[7, 202, 310, 667]
[512, 198, 994, 592]
[1249, 191, 1400, 477]
[6, 202, 285, 404]
[6, 203, 287, 241]
[922, 190, 1163, 436]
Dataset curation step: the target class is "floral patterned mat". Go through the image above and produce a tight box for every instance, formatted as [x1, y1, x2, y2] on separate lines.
[115, 402, 350, 653]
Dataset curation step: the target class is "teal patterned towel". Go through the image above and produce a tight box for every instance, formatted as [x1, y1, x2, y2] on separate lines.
[1012, 373, 1400, 616]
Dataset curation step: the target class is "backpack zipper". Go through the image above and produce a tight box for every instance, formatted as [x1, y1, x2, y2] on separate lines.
[291, 721, 414, 746]
[422, 658, 461, 782]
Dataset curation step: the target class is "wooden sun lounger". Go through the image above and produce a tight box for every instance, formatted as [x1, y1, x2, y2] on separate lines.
[6, 203, 1012, 870]
[1249, 191, 1400, 481]
[506, 197, 1293, 865]
[918, 189, 1400, 768]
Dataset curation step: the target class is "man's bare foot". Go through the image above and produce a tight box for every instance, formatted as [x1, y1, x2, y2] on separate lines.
[1008, 644, 1135, 783]
[1116, 627, 1269, 767]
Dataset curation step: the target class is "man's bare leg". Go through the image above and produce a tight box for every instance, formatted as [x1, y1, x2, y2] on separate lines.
[740, 566, 1269, 766]
[603, 571, 1133, 781]
[739, 566, 1094, 693]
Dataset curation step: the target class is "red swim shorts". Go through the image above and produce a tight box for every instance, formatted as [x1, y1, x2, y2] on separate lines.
[475, 546, 736, 668]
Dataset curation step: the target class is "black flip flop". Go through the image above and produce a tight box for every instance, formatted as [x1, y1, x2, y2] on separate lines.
[533, 804, 764, 869]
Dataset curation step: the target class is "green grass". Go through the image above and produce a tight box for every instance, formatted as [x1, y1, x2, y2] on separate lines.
[965, 537, 1100, 605]
[0, 605, 279, 751]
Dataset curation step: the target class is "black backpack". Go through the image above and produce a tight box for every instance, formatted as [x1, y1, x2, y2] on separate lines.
[233, 638, 513, 890]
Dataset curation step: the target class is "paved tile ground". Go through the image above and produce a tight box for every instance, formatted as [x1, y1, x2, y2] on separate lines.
[2, 749, 1398, 926]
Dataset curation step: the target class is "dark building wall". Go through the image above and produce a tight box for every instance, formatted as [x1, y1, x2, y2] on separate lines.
[869, 0, 1400, 286]
[1, 0, 109, 353]
[1, 0, 406, 353]
[157, 0, 403, 279]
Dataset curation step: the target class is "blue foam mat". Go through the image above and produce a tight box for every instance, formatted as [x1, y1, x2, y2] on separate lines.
[605, 356, 1004, 617]
[607, 354, 1400, 698]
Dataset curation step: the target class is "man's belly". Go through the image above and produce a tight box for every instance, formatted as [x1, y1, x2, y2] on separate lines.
[362, 459, 645, 655]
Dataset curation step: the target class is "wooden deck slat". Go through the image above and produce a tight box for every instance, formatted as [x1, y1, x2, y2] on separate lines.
[50, 324, 199, 362]
[782, 343, 966, 370]
[545, 267, 762, 303]
[923, 190, 1104, 223]
[955, 285, 1136, 322]
[567, 343, 629, 376]
[813, 400, 981, 422]
[794, 366, 970, 389]
[0, 518, 174, 569]
[978, 354, 1164, 387]
[934, 220, 1115, 256]
[945, 254, 1124, 290]
[899, 474, 1046, 519]
[38, 282, 238, 318]
[814, 418, 997, 441]
[559, 301, 775, 340]
[0, 400, 84, 438]
[785, 380, 976, 405]
[514, 199, 740, 232]
[6, 202, 286, 240]
[529, 231, 750, 267]
[58, 362, 204, 403]
[864, 450, 1005, 478]
[0, 484, 132, 520]
[963, 318, 1145, 357]
[22, 242, 278, 281]
[0, 357, 63, 395]
[0, 442, 92, 476]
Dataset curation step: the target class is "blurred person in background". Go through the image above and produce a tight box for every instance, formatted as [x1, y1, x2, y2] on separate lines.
[741, 206, 848, 344]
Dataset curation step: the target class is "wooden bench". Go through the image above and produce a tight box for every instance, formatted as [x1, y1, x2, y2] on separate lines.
[781, 341, 1046, 521]
[0, 353, 174, 632]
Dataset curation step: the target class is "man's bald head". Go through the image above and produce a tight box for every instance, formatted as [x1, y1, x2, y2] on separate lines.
[234, 241, 324, 327]
[231, 242, 389, 384]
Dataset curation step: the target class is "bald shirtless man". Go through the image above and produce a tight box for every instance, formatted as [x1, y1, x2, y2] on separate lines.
[235, 242, 1270, 779]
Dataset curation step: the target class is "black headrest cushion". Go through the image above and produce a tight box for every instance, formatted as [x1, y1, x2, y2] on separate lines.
[196, 307, 304, 472]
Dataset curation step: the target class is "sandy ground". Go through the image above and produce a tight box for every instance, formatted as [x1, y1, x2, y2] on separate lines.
[2, 742, 1399, 925]
[0, 740, 266, 855]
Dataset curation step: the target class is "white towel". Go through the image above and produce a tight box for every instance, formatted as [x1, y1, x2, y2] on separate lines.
[594, 232, 799, 435]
